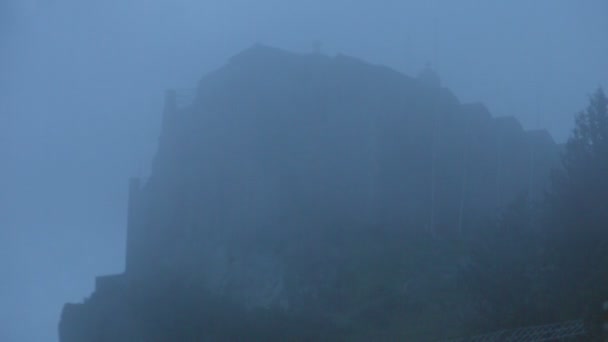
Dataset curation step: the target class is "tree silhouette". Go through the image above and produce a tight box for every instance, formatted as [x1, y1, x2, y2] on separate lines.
[547, 88, 608, 316]
[551, 88, 608, 236]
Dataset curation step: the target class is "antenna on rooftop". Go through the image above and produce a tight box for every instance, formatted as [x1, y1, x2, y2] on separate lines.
[430, 0, 439, 69]
[535, 84, 542, 130]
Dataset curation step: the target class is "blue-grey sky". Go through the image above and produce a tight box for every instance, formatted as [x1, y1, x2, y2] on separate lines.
[2, 1, 607, 341]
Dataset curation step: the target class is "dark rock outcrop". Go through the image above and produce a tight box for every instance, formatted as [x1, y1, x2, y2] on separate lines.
[59, 45, 559, 341]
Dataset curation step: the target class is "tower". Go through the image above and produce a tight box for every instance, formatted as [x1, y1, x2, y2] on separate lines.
[125, 177, 141, 274]
[417, 63, 441, 88]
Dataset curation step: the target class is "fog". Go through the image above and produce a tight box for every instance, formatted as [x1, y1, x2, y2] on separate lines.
[2, 1, 607, 341]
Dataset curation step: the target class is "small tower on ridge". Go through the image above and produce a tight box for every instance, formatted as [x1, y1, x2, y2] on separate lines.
[417, 63, 441, 88]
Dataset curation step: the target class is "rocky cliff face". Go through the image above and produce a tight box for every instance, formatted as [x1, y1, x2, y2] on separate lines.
[59, 45, 559, 341]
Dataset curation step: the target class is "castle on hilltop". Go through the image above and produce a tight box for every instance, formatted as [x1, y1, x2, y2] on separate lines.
[59, 45, 559, 342]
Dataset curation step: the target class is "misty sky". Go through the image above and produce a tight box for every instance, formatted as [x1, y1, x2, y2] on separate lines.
[2, 1, 607, 341]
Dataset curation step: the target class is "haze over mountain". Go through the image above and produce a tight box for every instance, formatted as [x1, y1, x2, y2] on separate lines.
[59, 45, 560, 341]
[2, 1, 607, 341]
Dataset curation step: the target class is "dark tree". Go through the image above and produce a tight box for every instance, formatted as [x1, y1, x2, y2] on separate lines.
[547, 88, 608, 317]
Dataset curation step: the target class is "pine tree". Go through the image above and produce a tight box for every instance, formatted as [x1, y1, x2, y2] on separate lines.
[547, 87, 608, 316]
[551, 88, 608, 236]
